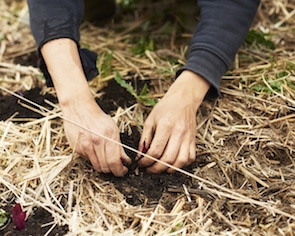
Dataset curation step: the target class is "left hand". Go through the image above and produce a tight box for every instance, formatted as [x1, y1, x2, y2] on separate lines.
[137, 70, 210, 173]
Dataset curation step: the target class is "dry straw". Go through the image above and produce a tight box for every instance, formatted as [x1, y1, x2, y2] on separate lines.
[1, 0, 295, 235]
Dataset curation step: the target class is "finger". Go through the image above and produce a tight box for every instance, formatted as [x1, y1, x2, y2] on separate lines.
[107, 141, 129, 177]
[146, 131, 181, 173]
[79, 137, 102, 172]
[189, 141, 196, 164]
[68, 129, 90, 160]
[136, 120, 154, 160]
[93, 139, 110, 174]
[138, 126, 170, 168]
[120, 147, 132, 166]
[167, 139, 196, 173]
[166, 141, 189, 173]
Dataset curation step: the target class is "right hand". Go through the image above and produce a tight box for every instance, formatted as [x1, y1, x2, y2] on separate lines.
[62, 98, 131, 177]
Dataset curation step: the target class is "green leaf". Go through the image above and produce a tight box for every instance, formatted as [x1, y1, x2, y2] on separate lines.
[0, 209, 8, 227]
[114, 73, 137, 98]
[138, 83, 157, 106]
[114, 73, 157, 107]
[131, 37, 155, 55]
[245, 29, 275, 49]
[139, 83, 148, 97]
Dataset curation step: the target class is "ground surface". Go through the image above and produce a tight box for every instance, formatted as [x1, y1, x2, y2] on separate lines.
[0, 78, 194, 235]
[0, 0, 295, 235]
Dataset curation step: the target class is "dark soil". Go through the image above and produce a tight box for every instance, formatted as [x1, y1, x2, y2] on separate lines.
[1, 204, 68, 236]
[0, 75, 195, 235]
[0, 87, 57, 121]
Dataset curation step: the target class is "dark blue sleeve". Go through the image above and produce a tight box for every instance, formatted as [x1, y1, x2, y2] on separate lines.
[177, 0, 260, 98]
[27, 0, 98, 86]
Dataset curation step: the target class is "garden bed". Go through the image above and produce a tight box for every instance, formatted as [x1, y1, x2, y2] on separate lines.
[0, 0, 295, 235]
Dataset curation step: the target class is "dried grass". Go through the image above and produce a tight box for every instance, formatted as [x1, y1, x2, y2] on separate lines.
[1, 0, 295, 235]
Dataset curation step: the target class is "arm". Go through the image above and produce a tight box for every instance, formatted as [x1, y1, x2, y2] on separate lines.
[27, 1, 131, 176]
[138, 0, 260, 173]
[180, 0, 261, 98]
[27, 0, 98, 86]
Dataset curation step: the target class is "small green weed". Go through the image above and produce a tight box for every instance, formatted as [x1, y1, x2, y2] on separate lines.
[251, 71, 295, 94]
[114, 73, 157, 106]
[169, 222, 184, 234]
[0, 33, 4, 41]
[99, 51, 114, 77]
[0, 209, 8, 228]
[131, 37, 155, 56]
[286, 61, 295, 70]
[245, 29, 275, 49]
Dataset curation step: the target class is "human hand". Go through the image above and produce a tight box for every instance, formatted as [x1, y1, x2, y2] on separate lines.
[40, 38, 131, 177]
[62, 98, 131, 177]
[137, 70, 210, 173]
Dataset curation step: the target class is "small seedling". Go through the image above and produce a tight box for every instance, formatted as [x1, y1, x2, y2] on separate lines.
[251, 72, 295, 94]
[244, 29, 275, 49]
[99, 51, 114, 77]
[131, 37, 155, 56]
[114, 73, 157, 106]
[0, 209, 8, 228]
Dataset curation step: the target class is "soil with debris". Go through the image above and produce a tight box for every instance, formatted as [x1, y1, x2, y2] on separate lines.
[1, 204, 68, 236]
[0, 74, 195, 234]
[1, 0, 295, 234]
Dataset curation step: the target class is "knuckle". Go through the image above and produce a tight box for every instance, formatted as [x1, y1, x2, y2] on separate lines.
[148, 149, 162, 158]
[91, 135, 102, 146]
[158, 117, 173, 129]
[79, 137, 92, 149]
[177, 158, 187, 167]
[144, 119, 154, 129]
[104, 126, 116, 137]
[164, 158, 174, 165]
[107, 158, 118, 167]
[174, 123, 187, 134]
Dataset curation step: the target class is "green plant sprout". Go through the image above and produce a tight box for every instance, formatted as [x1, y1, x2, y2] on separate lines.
[131, 36, 155, 56]
[114, 73, 157, 106]
[99, 51, 114, 77]
[251, 71, 295, 94]
[0, 209, 8, 228]
[244, 29, 275, 49]
[169, 221, 184, 234]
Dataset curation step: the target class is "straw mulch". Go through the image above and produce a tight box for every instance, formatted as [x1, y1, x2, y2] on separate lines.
[1, 0, 295, 235]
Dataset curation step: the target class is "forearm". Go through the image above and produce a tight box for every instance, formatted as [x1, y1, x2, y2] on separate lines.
[27, 0, 98, 87]
[40, 38, 96, 108]
[179, 0, 260, 98]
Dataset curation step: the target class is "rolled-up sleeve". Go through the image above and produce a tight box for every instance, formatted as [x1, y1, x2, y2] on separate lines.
[177, 0, 260, 98]
[27, 0, 98, 86]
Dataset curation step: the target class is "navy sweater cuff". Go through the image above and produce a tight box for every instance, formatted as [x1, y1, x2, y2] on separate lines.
[177, 48, 227, 99]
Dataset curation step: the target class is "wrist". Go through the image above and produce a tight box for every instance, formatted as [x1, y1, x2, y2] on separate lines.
[59, 89, 104, 120]
[169, 70, 210, 111]
[40, 38, 98, 109]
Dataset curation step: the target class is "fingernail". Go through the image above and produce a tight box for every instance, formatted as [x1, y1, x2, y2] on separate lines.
[135, 140, 149, 161]
[142, 140, 148, 153]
